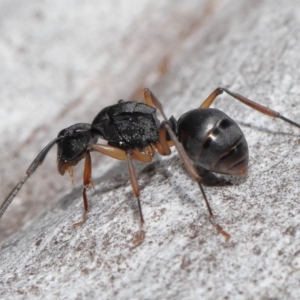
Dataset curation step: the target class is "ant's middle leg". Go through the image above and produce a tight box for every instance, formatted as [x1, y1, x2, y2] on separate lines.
[144, 88, 169, 121]
[160, 121, 230, 239]
[153, 122, 174, 156]
[126, 149, 152, 245]
[200, 87, 300, 129]
[90, 143, 153, 244]
[126, 150, 144, 225]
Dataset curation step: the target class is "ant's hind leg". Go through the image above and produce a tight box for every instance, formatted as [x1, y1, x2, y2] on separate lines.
[161, 121, 230, 240]
[143, 88, 230, 239]
[73, 150, 94, 228]
[200, 87, 300, 129]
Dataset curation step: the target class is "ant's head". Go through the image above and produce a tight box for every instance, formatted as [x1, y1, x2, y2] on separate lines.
[56, 123, 97, 175]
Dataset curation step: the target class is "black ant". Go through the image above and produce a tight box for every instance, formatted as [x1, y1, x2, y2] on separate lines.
[1, 88, 300, 242]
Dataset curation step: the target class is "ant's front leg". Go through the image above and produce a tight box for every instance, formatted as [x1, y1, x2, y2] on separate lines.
[160, 121, 230, 240]
[73, 150, 94, 228]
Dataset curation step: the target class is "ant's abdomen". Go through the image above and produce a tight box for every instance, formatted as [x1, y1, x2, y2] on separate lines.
[177, 108, 249, 175]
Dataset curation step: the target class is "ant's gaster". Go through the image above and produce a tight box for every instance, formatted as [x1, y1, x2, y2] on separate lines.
[1, 88, 300, 243]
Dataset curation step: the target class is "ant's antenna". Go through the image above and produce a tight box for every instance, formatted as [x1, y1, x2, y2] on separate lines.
[0, 138, 59, 219]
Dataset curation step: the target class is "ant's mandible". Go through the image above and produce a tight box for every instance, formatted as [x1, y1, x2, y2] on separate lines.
[1, 88, 300, 241]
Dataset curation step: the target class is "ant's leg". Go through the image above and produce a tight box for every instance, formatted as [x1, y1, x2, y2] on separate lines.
[154, 123, 172, 156]
[126, 150, 144, 225]
[73, 150, 94, 228]
[126, 150, 147, 244]
[200, 87, 300, 129]
[89, 144, 152, 162]
[90, 144, 153, 244]
[89, 144, 151, 219]
[91, 145, 149, 226]
[144, 88, 175, 150]
[89, 144, 152, 221]
[144, 88, 168, 121]
[161, 121, 230, 240]
[143, 88, 230, 239]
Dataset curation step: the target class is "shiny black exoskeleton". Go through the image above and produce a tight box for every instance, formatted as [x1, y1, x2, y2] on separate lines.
[177, 108, 248, 175]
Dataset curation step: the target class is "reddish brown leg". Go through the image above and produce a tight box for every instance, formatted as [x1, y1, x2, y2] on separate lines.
[154, 123, 172, 156]
[90, 143, 153, 244]
[73, 150, 93, 228]
[126, 150, 144, 225]
[201, 87, 300, 129]
[126, 150, 148, 244]
[89, 144, 152, 220]
[144, 88, 230, 240]
[144, 88, 168, 120]
[90, 144, 152, 162]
